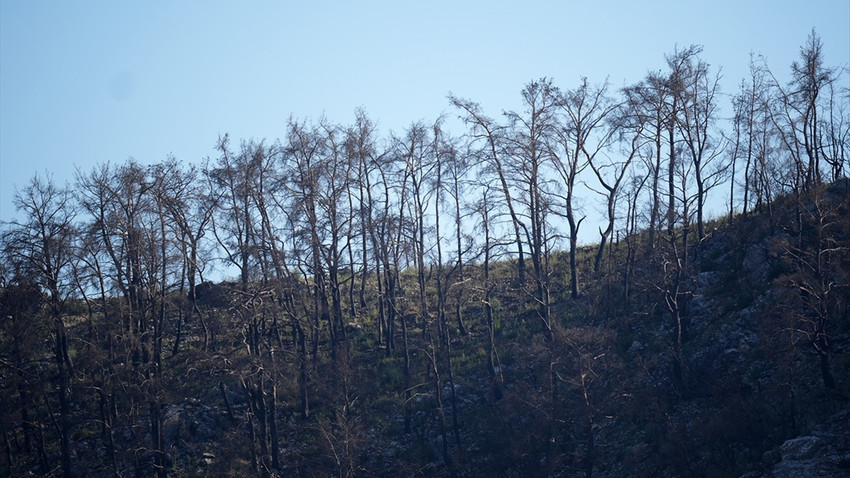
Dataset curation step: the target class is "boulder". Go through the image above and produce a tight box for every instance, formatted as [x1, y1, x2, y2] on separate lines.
[779, 436, 826, 461]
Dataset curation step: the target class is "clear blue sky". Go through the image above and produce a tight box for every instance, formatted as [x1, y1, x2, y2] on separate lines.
[2, 0, 848, 224]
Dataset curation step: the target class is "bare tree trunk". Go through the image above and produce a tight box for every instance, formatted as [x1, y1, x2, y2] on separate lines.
[54, 317, 72, 478]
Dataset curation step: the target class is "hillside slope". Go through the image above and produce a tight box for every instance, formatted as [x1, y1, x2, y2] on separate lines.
[2, 183, 849, 477]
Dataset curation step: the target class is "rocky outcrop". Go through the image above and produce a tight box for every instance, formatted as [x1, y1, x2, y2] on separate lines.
[742, 410, 850, 477]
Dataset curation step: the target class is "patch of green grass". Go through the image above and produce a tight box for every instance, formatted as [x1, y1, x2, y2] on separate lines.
[376, 356, 404, 390]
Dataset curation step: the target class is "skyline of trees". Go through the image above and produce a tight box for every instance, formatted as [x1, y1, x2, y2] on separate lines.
[0, 30, 847, 477]
[4, 33, 843, 282]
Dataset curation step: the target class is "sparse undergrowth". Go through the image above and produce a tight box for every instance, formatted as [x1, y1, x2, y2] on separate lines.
[2, 183, 848, 477]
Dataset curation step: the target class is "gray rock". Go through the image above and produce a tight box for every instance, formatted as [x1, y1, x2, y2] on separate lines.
[751, 431, 850, 478]
[780, 436, 826, 461]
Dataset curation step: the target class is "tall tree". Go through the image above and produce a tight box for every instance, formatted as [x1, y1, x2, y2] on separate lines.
[659, 46, 702, 239]
[504, 78, 561, 336]
[440, 128, 473, 336]
[451, 94, 528, 282]
[789, 30, 836, 188]
[623, 73, 669, 251]
[3, 174, 77, 478]
[344, 111, 371, 321]
[588, 96, 639, 273]
[552, 77, 619, 298]
[669, 45, 727, 240]
[730, 55, 777, 221]
[208, 135, 261, 292]
[432, 119, 463, 455]
[146, 161, 187, 477]
[282, 119, 333, 357]
[769, 30, 838, 195]
[472, 186, 504, 389]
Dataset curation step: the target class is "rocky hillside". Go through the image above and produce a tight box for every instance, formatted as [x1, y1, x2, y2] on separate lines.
[2, 183, 849, 477]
